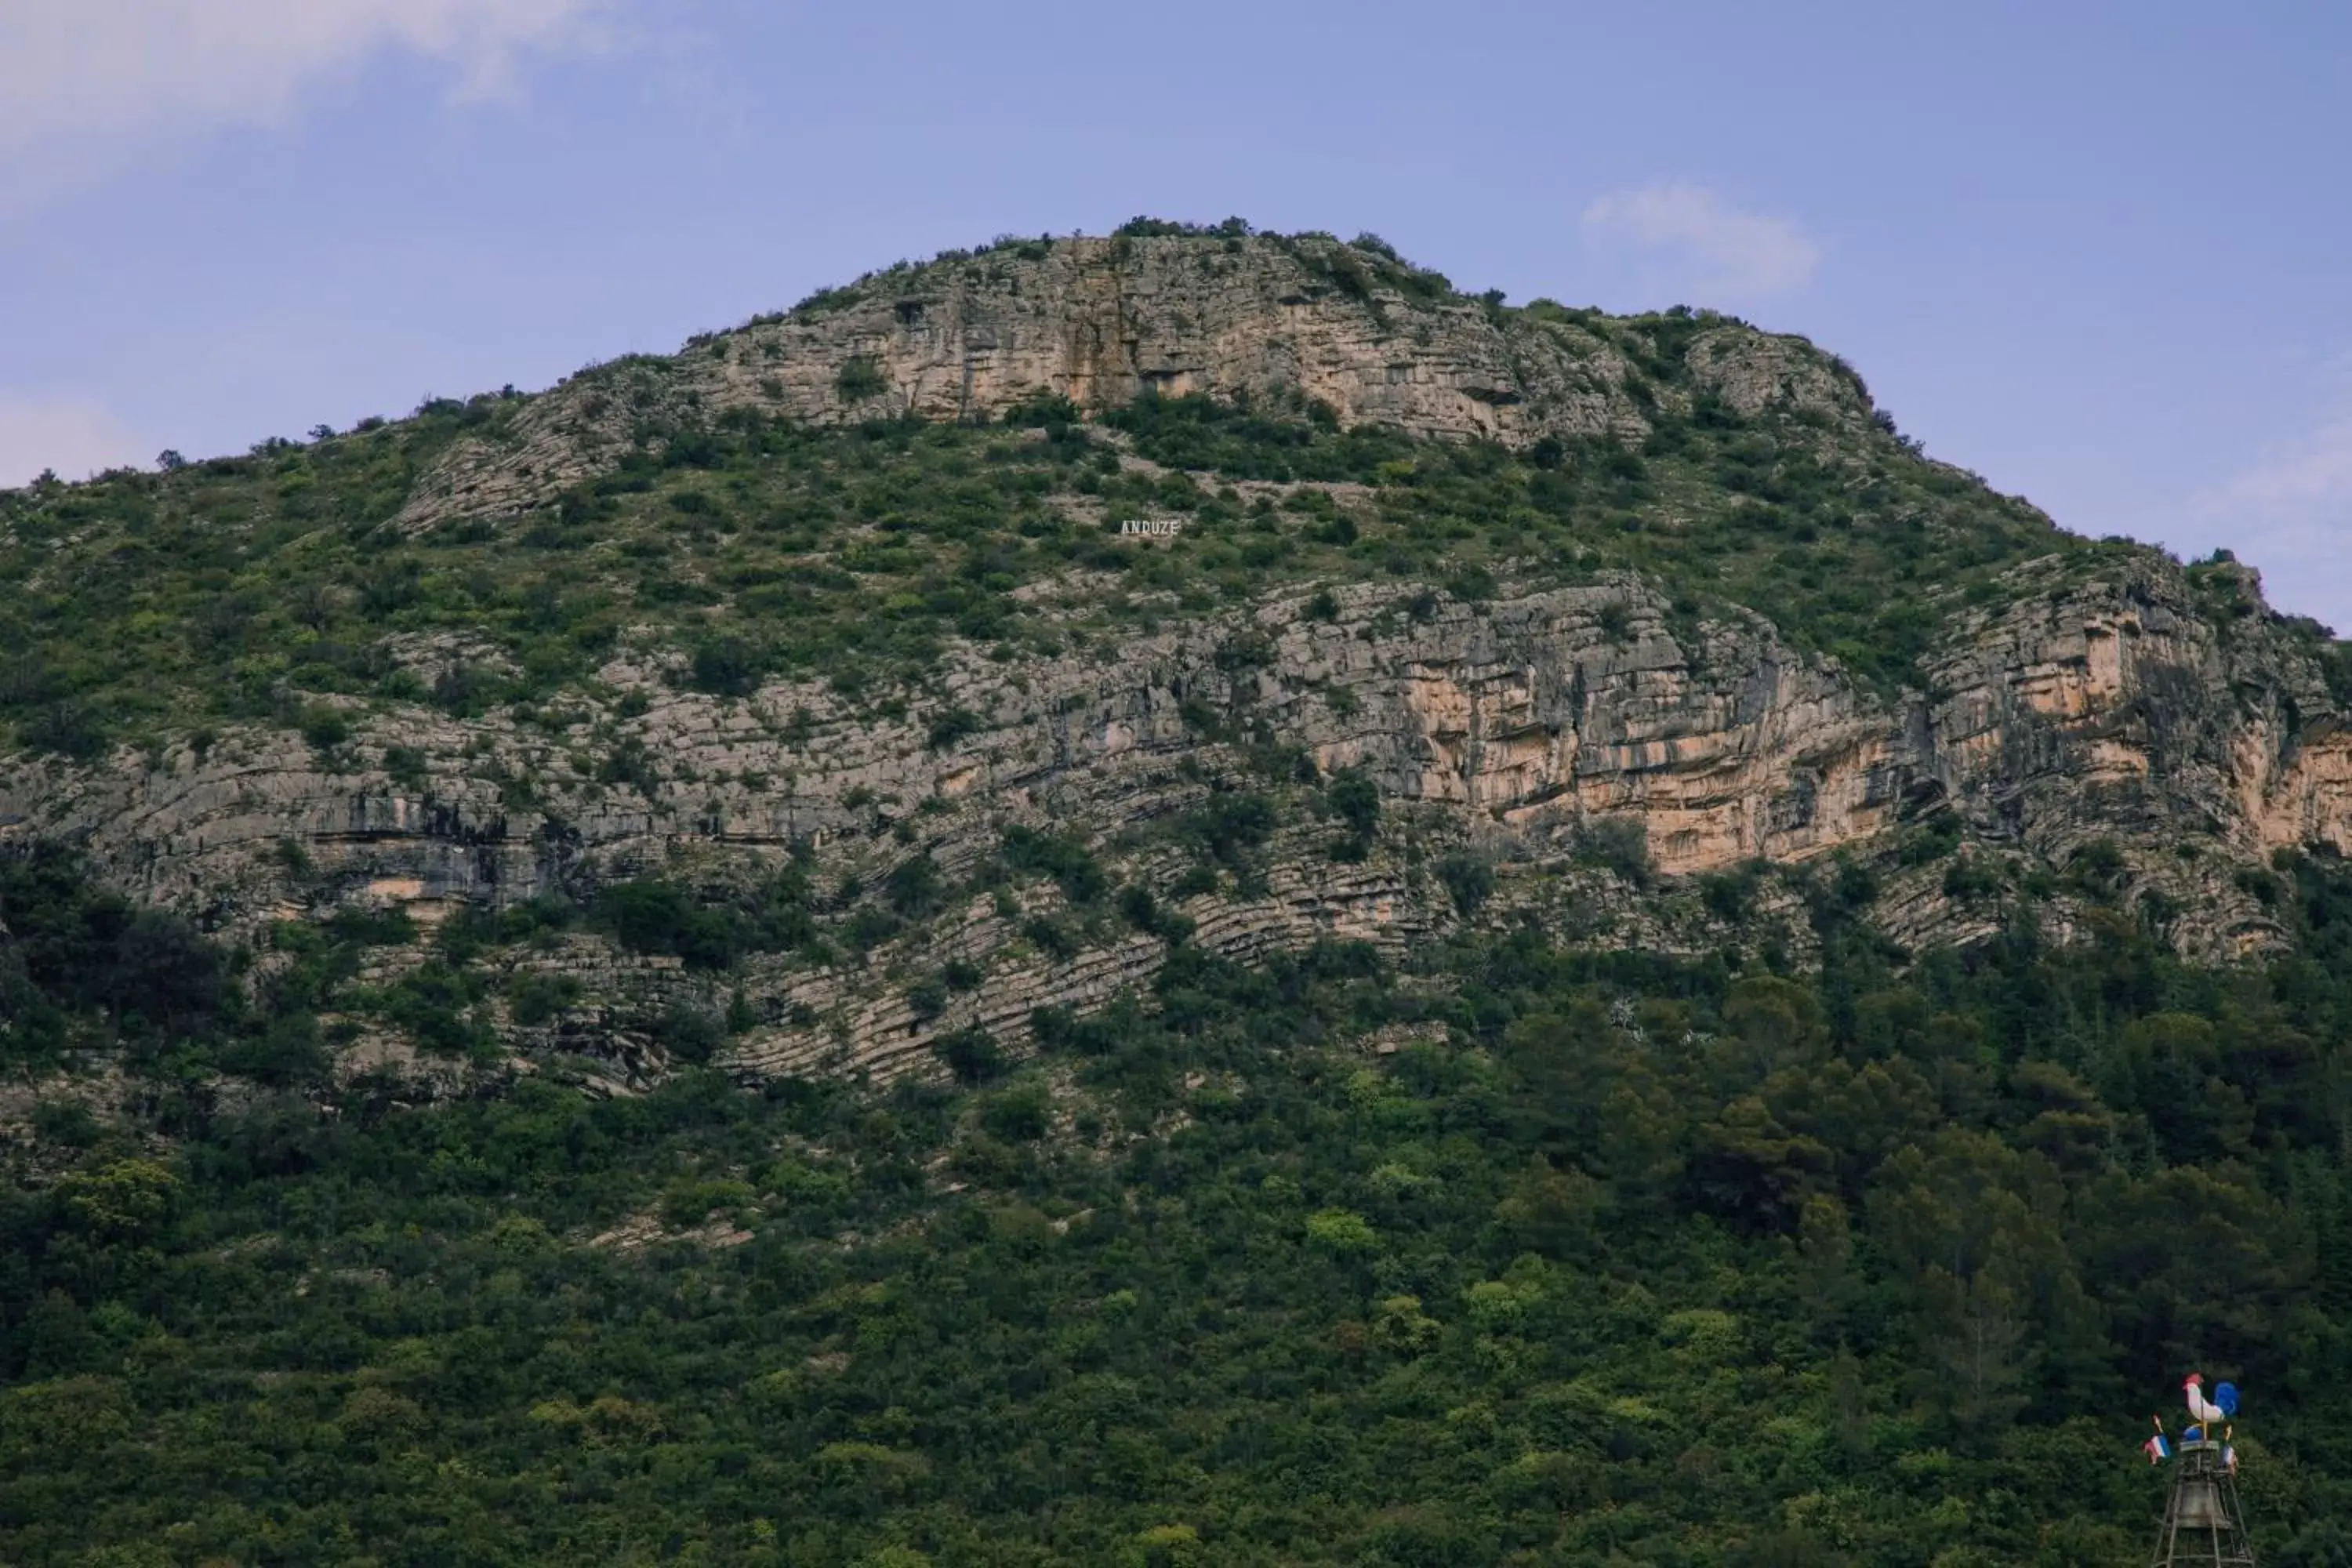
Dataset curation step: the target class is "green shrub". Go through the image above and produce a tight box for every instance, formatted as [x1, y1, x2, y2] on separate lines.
[1436, 853, 1494, 916]
[977, 1082, 1052, 1142]
[1023, 915, 1079, 959]
[1000, 826, 1105, 904]
[884, 855, 942, 918]
[593, 880, 739, 970]
[650, 1000, 726, 1063]
[381, 744, 430, 789]
[1326, 770, 1380, 860]
[216, 1011, 331, 1087]
[1305, 1207, 1379, 1254]
[298, 707, 350, 750]
[906, 976, 949, 1020]
[836, 358, 889, 402]
[926, 708, 983, 750]
[1184, 793, 1276, 867]
[1942, 855, 2005, 904]
[935, 1025, 1004, 1086]
[507, 971, 583, 1025]
[383, 961, 490, 1056]
[1573, 817, 1652, 887]
[660, 1177, 755, 1229]
[688, 636, 767, 698]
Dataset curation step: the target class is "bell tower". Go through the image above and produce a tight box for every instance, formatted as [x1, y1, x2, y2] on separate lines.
[2151, 1432, 2256, 1567]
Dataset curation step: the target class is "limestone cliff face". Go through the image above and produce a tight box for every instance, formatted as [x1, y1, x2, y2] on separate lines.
[396, 233, 1867, 530]
[5, 552, 2345, 1081]
[1913, 557, 2343, 956]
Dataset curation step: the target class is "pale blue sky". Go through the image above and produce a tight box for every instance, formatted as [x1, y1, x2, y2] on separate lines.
[3, 2, 2347, 629]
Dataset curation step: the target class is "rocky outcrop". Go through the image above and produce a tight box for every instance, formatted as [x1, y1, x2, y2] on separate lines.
[5, 550, 2347, 1080]
[1915, 557, 2344, 953]
[394, 233, 1868, 531]
[728, 853, 1428, 1085]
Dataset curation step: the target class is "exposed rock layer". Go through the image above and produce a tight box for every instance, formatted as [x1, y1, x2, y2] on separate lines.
[5, 555, 2344, 1080]
[8, 232, 2347, 1086]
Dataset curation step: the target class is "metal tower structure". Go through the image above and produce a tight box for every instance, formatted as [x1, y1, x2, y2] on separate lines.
[2151, 1436, 2256, 1567]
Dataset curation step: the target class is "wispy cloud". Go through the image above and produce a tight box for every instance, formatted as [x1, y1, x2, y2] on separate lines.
[2194, 365, 2352, 633]
[2216, 411, 2352, 515]
[0, 0, 619, 212]
[1581, 181, 1821, 301]
[0, 394, 148, 488]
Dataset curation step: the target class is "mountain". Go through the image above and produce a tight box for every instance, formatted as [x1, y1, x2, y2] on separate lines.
[5, 225, 2348, 1074]
[4, 222, 2352, 1564]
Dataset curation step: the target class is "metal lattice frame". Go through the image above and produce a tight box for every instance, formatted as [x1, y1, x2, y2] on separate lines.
[2150, 1439, 2256, 1567]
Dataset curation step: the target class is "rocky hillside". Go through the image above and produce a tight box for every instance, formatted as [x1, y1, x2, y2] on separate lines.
[396, 226, 1853, 529]
[3, 220, 2348, 1091]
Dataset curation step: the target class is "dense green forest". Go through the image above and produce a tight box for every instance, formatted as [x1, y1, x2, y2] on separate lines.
[9, 834, 2352, 1565]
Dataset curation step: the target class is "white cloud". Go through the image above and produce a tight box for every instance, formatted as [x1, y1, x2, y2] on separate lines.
[1581, 181, 1821, 300]
[0, 394, 149, 488]
[2218, 410, 2352, 515]
[2193, 392, 2352, 634]
[0, 0, 614, 210]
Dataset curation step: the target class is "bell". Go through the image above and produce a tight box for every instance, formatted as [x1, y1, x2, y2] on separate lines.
[2149, 1438, 2256, 1566]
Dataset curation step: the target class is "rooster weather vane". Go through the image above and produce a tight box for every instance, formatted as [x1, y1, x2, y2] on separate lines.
[2142, 1373, 2255, 1566]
